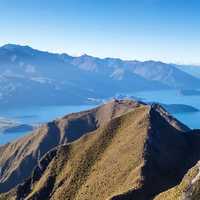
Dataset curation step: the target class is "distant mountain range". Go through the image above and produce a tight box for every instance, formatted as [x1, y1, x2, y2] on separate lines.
[0, 44, 200, 108]
[1, 100, 200, 200]
[176, 64, 200, 78]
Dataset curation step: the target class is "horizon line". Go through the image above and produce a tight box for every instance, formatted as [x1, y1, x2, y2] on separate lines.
[1, 43, 200, 66]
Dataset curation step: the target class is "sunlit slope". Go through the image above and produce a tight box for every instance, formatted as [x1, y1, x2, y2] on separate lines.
[9, 105, 150, 200]
[2, 103, 198, 200]
[0, 100, 140, 193]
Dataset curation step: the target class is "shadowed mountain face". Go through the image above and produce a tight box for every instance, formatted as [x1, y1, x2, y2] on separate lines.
[0, 44, 200, 108]
[154, 130, 200, 200]
[1, 100, 200, 200]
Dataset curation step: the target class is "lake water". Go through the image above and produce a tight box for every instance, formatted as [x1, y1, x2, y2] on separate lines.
[0, 105, 94, 145]
[134, 90, 200, 129]
[0, 89, 200, 145]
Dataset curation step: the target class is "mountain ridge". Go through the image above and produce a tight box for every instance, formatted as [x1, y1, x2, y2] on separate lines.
[1, 100, 200, 200]
[0, 44, 199, 108]
[0, 100, 141, 193]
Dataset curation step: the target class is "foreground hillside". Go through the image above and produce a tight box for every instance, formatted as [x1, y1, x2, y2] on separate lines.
[1, 100, 200, 200]
[0, 100, 139, 193]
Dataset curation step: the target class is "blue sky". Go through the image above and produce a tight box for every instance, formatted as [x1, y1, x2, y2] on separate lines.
[0, 0, 200, 64]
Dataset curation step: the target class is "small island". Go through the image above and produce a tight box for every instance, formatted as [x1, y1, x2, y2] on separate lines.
[0, 117, 33, 134]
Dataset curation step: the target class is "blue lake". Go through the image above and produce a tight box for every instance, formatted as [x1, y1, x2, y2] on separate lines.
[134, 90, 200, 129]
[0, 104, 94, 145]
[0, 89, 200, 145]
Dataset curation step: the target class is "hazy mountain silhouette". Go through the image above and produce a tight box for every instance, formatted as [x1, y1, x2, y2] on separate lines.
[0, 44, 199, 108]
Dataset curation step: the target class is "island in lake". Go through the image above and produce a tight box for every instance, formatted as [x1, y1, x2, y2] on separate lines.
[0, 117, 34, 134]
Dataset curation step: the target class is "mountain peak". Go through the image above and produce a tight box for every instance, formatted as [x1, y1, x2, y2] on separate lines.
[1, 44, 33, 51]
[0, 44, 38, 57]
[1, 100, 199, 200]
[0, 100, 198, 200]
[81, 53, 91, 57]
[79, 53, 99, 60]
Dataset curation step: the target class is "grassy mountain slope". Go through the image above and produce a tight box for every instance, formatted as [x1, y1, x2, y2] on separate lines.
[0, 100, 140, 193]
[1, 101, 200, 200]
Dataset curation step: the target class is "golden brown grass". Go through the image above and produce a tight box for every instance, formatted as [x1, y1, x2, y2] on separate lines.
[23, 105, 150, 200]
[1, 100, 199, 200]
[0, 100, 140, 194]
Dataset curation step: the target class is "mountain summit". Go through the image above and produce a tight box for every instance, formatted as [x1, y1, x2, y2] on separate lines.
[1, 100, 200, 200]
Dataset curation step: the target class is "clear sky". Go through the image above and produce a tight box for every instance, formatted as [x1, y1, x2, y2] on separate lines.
[0, 0, 200, 64]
